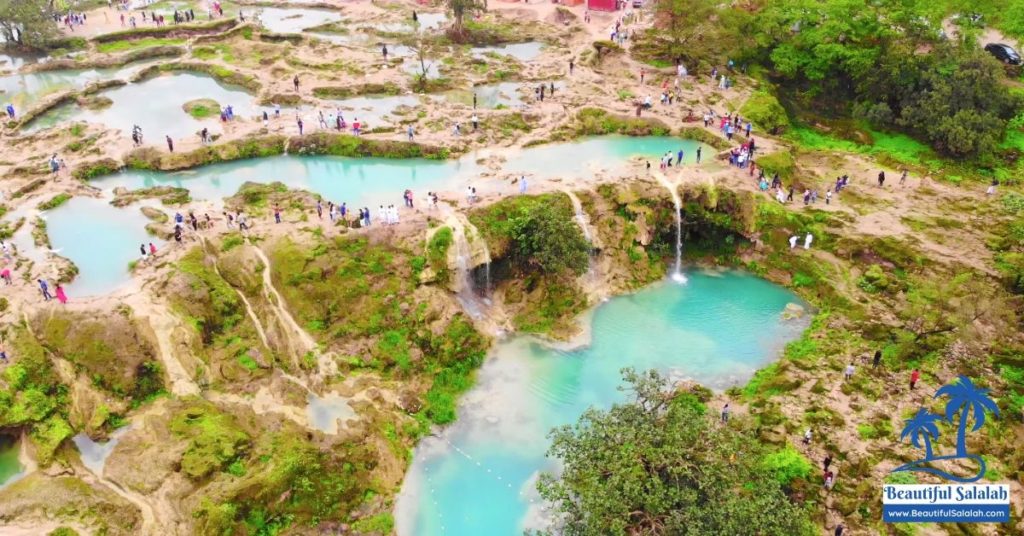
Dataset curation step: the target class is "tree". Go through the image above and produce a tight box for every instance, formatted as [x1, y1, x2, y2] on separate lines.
[508, 203, 590, 276]
[538, 369, 816, 536]
[0, 0, 58, 49]
[642, 0, 719, 62]
[446, 0, 486, 40]
[403, 38, 435, 92]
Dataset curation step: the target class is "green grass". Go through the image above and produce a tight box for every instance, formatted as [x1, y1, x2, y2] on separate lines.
[36, 193, 72, 211]
[96, 37, 185, 54]
[786, 125, 933, 166]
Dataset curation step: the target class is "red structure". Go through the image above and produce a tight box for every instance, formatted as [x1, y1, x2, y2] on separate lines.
[587, 0, 617, 11]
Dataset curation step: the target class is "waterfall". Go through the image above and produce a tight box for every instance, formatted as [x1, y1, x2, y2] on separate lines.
[452, 223, 484, 318]
[563, 190, 596, 273]
[653, 171, 687, 284]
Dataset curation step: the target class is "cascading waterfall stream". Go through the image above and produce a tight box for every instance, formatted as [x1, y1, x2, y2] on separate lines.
[652, 171, 686, 283]
[562, 190, 597, 274]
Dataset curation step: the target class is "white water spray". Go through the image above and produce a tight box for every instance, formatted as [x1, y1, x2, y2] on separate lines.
[653, 171, 687, 284]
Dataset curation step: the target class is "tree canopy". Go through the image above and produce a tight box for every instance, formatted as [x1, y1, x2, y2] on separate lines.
[538, 369, 817, 536]
[508, 202, 590, 276]
[446, 0, 487, 39]
[0, 0, 59, 49]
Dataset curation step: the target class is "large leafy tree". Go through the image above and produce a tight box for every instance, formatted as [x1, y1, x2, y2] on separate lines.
[0, 0, 58, 49]
[508, 202, 589, 276]
[538, 369, 816, 536]
[446, 0, 486, 40]
[639, 0, 720, 63]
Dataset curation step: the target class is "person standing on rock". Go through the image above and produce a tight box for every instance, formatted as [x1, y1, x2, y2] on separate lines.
[844, 362, 855, 381]
[273, 205, 282, 224]
[382, 44, 388, 60]
[910, 369, 920, 390]
[55, 284, 68, 305]
[802, 428, 812, 445]
[473, 93, 477, 109]
[569, 58, 574, 75]
[804, 232, 813, 249]
[165, 135, 174, 153]
[823, 453, 833, 471]
[519, 176, 527, 195]
[293, 75, 300, 92]
[408, 125, 415, 141]
[1, 268, 11, 285]
[789, 235, 798, 249]
[873, 349, 882, 368]
[149, 243, 157, 256]
[720, 403, 730, 423]
[140, 243, 147, 259]
[297, 117, 304, 135]
[696, 146, 702, 163]
[316, 200, 323, 220]
[899, 169, 908, 186]
[877, 170, 885, 187]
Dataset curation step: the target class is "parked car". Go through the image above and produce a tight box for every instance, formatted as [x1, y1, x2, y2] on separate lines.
[984, 43, 1022, 65]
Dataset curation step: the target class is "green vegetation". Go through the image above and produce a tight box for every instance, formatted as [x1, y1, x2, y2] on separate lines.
[72, 158, 120, 181]
[182, 98, 221, 119]
[170, 403, 251, 480]
[571, 107, 671, 137]
[0, 0, 59, 49]
[540, 369, 816, 535]
[740, 90, 789, 135]
[311, 83, 402, 99]
[33, 312, 165, 402]
[469, 194, 590, 335]
[0, 327, 69, 465]
[267, 235, 488, 426]
[36, 193, 71, 211]
[95, 37, 185, 54]
[91, 17, 236, 43]
[287, 132, 449, 160]
[125, 136, 286, 171]
[754, 151, 795, 180]
[426, 226, 454, 285]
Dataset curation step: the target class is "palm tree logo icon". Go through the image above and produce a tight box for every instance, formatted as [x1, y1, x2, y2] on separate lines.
[894, 376, 1000, 483]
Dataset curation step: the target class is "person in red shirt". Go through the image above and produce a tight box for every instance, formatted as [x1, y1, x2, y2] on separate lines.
[910, 369, 920, 390]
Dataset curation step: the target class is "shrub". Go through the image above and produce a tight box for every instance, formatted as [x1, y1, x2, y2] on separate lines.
[761, 445, 813, 486]
[740, 90, 790, 134]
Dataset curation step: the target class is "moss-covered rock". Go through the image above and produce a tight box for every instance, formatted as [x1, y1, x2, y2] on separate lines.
[0, 474, 142, 535]
[124, 136, 286, 171]
[286, 132, 449, 159]
[72, 158, 120, 181]
[311, 82, 403, 99]
[170, 402, 251, 480]
[182, 98, 221, 119]
[569, 107, 671, 137]
[111, 186, 191, 207]
[32, 311, 165, 401]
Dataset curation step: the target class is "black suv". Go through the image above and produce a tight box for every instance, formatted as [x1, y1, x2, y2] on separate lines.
[985, 43, 1022, 65]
